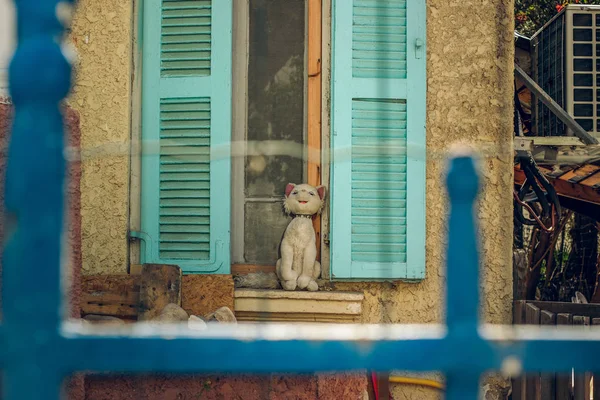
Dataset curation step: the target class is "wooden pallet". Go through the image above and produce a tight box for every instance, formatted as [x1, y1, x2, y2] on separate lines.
[81, 264, 181, 321]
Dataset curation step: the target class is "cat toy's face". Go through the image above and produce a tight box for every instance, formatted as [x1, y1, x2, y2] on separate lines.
[283, 183, 326, 216]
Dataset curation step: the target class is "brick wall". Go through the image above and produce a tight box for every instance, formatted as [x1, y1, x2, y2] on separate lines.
[0, 100, 85, 399]
[85, 372, 368, 400]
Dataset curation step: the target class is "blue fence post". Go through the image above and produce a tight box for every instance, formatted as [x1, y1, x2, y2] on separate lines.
[445, 150, 483, 398]
[3, 0, 74, 398]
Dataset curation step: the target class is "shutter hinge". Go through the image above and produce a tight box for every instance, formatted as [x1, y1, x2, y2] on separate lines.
[323, 233, 330, 246]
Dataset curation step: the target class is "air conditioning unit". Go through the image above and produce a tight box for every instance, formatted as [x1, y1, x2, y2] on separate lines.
[531, 5, 600, 138]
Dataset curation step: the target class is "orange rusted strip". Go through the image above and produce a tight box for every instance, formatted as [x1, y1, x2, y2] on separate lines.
[558, 164, 600, 184]
[514, 164, 600, 205]
[307, 0, 322, 261]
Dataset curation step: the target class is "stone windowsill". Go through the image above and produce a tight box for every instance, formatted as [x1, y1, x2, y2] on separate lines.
[234, 289, 364, 323]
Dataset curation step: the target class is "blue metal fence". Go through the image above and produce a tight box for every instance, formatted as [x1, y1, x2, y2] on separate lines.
[3, 1, 600, 399]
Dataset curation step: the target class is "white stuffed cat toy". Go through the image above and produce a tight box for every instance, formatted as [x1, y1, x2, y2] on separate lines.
[275, 183, 326, 291]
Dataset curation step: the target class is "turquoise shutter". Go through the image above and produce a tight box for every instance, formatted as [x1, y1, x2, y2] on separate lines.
[140, 0, 232, 273]
[330, 0, 426, 279]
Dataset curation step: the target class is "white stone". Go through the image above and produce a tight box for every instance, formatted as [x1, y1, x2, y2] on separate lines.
[188, 315, 208, 331]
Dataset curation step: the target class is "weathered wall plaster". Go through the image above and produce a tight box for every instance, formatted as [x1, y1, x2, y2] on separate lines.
[68, 0, 133, 274]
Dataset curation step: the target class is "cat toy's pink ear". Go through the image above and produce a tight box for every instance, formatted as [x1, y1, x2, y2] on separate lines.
[316, 185, 326, 200]
[285, 183, 296, 197]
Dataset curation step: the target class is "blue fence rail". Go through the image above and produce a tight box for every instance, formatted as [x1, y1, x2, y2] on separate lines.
[2, 1, 600, 399]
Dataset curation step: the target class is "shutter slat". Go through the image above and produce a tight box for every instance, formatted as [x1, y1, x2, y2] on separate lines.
[354, 7, 406, 17]
[161, 225, 210, 233]
[352, 198, 406, 208]
[160, 190, 210, 198]
[352, 252, 406, 263]
[352, 224, 407, 235]
[351, 163, 406, 173]
[352, 234, 406, 244]
[160, 164, 210, 172]
[160, 216, 210, 225]
[160, 243, 210, 251]
[160, 251, 210, 259]
[354, 0, 406, 8]
[352, 217, 407, 226]
[352, 207, 406, 217]
[160, 181, 210, 190]
[352, 189, 407, 199]
[161, 233, 210, 242]
[161, 171, 210, 180]
[160, 155, 210, 164]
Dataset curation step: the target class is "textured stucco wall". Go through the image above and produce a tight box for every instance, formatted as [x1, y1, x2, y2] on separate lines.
[68, 0, 132, 274]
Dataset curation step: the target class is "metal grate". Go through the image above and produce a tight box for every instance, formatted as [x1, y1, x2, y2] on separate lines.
[533, 6, 600, 137]
[159, 97, 211, 260]
[534, 11, 565, 136]
[569, 10, 598, 134]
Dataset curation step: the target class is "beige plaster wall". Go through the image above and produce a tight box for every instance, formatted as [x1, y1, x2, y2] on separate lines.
[334, 0, 515, 398]
[68, 1, 133, 274]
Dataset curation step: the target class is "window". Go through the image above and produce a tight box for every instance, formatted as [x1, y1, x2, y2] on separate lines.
[139, 0, 310, 273]
[0, 0, 16, 95]
[329, 0, 427, 279]
[138, 0, 427, 279]
[232, 0, 308, 265]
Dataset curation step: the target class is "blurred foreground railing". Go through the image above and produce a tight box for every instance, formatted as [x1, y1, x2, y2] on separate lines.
[2, 1, 600, 400]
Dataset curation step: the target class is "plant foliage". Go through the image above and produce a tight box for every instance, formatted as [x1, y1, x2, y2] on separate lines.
[516, 0, 600, 37]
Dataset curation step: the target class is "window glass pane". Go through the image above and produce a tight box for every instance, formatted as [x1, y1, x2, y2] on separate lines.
[244, 0, 306, 264]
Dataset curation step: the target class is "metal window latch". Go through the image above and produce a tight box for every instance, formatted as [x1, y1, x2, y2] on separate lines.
[415, 38, 424, 59]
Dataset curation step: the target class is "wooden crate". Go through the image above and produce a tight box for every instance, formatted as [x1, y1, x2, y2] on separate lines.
[81, 264, 182, 321]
